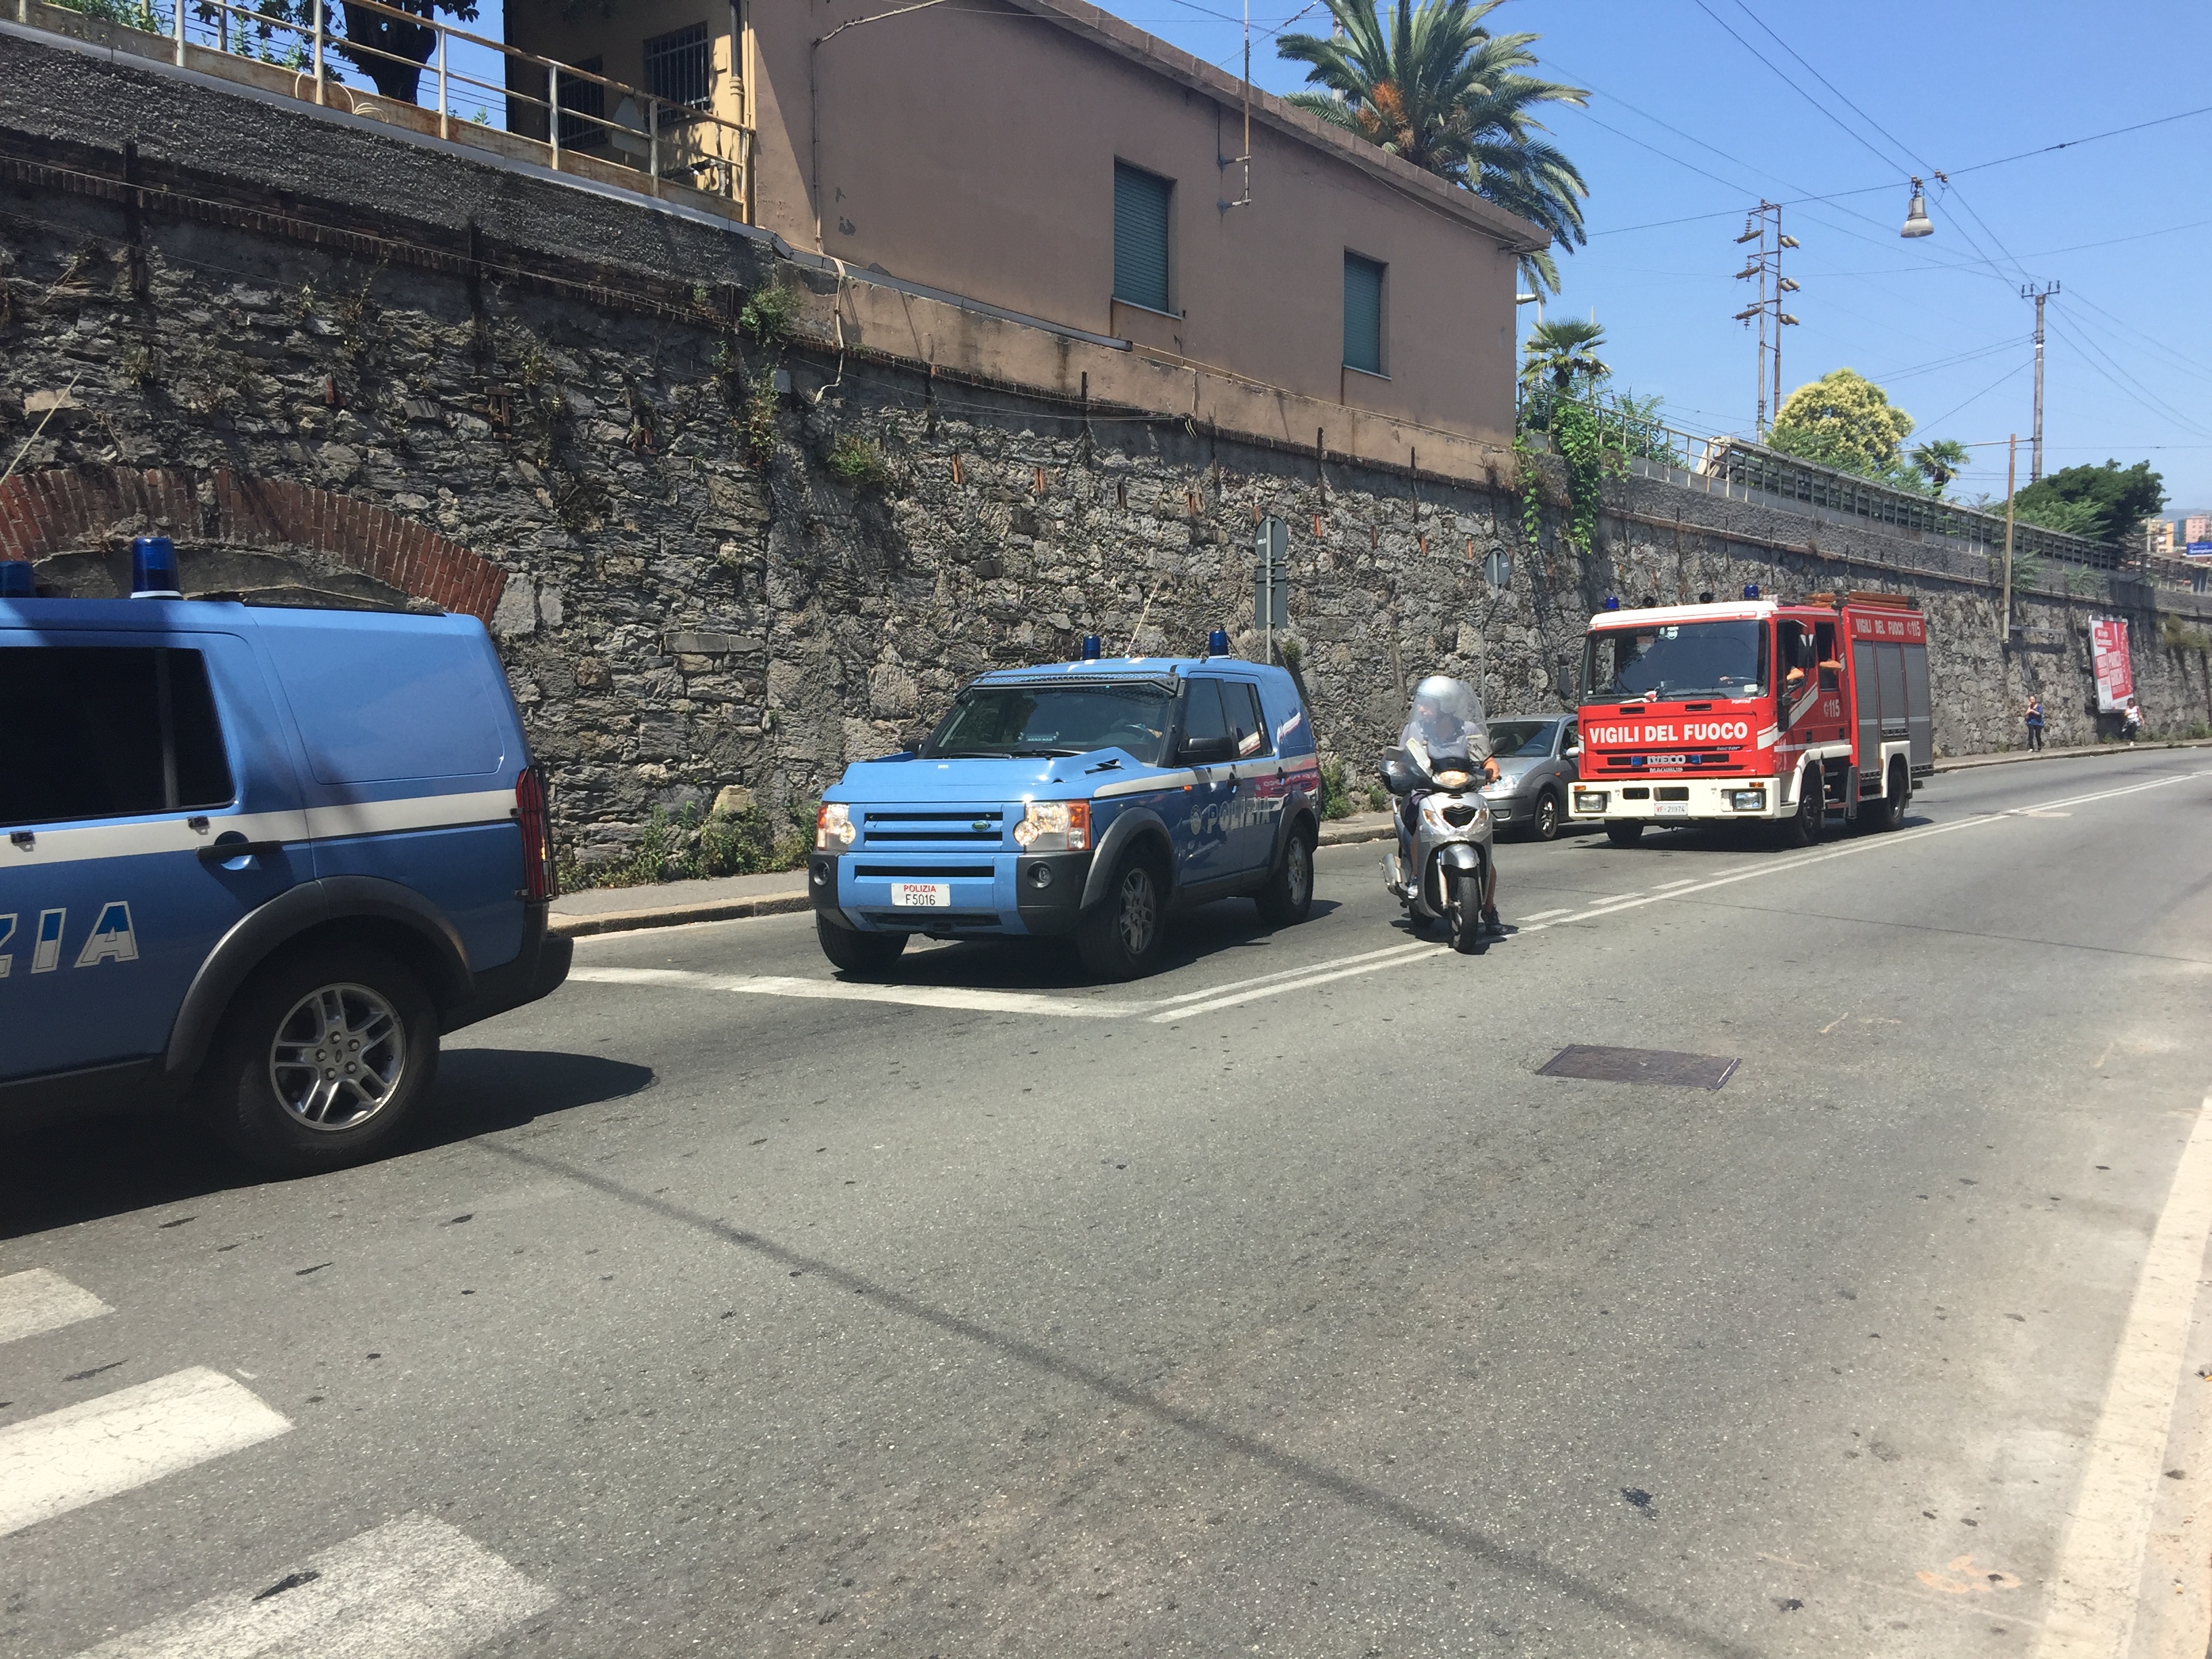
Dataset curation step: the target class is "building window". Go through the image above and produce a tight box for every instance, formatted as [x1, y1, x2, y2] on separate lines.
[644, 24, 712, 113]
[1113, 161, 1173, 314]
[1344, 252, 1385, 375]
[557, 57, 605, 148]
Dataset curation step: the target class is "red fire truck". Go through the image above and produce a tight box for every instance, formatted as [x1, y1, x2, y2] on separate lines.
[1568, 588, 1932, 846]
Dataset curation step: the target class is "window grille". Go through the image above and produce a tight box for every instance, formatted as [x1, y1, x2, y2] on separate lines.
[644, 24, 712, 113]
[557, 58, 605, 148]
[1113, 162, 1172, 314]
[1343, 253, 1385, 375]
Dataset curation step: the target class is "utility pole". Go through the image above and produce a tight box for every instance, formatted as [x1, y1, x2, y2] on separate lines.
[1732, 202, 1800, 437]
[2001, 432, 2018, 642]
[2022, 281, 2060, 483]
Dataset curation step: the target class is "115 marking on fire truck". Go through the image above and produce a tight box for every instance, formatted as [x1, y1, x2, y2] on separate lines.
[0, 904, 140, 977]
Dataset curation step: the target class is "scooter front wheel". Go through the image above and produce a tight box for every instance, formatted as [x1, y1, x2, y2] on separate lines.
[1448, 868, 1487, 954]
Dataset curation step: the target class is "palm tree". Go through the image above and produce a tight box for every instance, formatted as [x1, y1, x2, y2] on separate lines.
[1909, 438, 1968, 497]
[1279, 0, 1590, 295]
[1521, 318, 1608, 394]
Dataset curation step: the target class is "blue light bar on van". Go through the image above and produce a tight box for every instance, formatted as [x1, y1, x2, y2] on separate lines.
[1601, 595, 1620, 611]
[1080, 634, 1102, 659]
[131, 536, 182, 598]
[1742, 583, 1761, 600]
[0, 561, 32, 598]
[1206, 628, 1230, 657]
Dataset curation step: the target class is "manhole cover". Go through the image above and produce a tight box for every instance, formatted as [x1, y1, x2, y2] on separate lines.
[1537, 1045, 1740, 1090]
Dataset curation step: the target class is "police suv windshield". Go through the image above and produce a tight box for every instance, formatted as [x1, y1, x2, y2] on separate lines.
[1488, 720, 1558, 758]
[923, 680, 1175, 762]
[1584, 620, 1767, 701]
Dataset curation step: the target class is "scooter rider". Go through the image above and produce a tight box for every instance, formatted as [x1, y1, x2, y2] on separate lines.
[1399, 676, 1504, 932]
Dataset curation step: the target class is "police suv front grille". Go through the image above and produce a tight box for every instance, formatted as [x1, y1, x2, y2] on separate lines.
[861, 809, 1006, 846]
[853, 864, 994, 878]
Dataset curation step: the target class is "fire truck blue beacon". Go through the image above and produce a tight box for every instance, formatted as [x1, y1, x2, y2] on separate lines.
[0, 539, 571, 1170]
[811, 636, 1322, 981]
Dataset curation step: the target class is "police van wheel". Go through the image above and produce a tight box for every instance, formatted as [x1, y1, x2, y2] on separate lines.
[1255, 825, 1316, 928]
[816, 916, 908, 977]
[1077, 851, 1166, 981]
[204, 945, 438, 1174]
[1604, 821, 1643, 848]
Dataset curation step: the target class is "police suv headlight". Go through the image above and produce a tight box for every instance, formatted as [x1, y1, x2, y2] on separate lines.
[817, 802, 856, 849]
[1012, 800, 1090, 851]
[1574, 790, 1608, 813]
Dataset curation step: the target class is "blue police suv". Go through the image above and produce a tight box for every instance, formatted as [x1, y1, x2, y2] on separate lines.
[811, 644, 1321, 979]
[0, 560, 571, 1172]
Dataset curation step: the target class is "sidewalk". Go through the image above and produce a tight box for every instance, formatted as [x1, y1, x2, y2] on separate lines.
[550, 737, 2210, 941]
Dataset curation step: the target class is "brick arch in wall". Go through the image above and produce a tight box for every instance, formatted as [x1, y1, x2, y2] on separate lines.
[0, 466, 506, 621]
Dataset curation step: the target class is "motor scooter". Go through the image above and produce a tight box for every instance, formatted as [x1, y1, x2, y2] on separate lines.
[1380, 747, 1494, 954]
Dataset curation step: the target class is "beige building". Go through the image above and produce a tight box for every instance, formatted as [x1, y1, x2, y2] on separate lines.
[501, 0, 1543, 448]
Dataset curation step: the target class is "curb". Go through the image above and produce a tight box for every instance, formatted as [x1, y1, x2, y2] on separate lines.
[552, 891, 813, 939]
[1928, 737, 2212, 775]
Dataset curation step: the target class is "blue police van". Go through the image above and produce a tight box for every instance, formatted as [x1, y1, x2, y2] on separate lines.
[0, 544, 571, 1171]
[810, 640, 1322, 979]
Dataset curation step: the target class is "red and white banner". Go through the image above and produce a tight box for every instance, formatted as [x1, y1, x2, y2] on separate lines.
[2090, 618, 2134, 712]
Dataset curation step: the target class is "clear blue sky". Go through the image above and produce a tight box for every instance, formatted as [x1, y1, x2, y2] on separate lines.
[1107, 0, 2212, 515]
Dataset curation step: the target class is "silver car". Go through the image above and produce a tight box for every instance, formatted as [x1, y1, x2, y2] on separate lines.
[1478, 714, 1580, 840]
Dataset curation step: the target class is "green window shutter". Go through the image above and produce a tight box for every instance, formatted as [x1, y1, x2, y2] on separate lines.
[1344, 253, 1385, 374]
[1114, 163, 1172, 313]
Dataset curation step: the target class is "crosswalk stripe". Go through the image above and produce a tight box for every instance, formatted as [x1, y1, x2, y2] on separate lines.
[69, 1512, 555, 1658]
[0, 1269, 112, 1346]
[0, 1367, 291, 1536]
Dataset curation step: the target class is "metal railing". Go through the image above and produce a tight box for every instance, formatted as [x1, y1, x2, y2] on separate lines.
[13, 0, 753, 215]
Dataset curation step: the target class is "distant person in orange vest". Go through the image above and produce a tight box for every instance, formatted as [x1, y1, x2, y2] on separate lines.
[2024, 694, 2045, 752]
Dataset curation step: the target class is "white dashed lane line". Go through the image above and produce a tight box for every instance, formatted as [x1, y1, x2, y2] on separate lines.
[0, 1269, 112, 1347]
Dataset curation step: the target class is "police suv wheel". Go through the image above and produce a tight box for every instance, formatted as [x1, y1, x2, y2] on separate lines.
[205, 945, 438, 1174]
[1255, 825, 1316, 928]
[1077, 852, 1165, 980]
[816, 916, 908, 977]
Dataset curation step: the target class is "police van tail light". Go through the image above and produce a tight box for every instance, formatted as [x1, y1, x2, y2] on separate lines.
[516, 764, 556, 902]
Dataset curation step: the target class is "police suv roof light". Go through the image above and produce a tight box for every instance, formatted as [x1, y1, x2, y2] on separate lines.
[1080, 634, 1102, 660]
[1743, 583, 1761, 600]
[0, 561, 33, 598]
[131, 535, 182, 598]
[1206, 628, 1230, 657]
[1601, 596, 1620, 611]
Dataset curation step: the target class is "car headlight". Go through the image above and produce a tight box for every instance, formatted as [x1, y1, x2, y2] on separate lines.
[1012, 799, 1090, 851]
[816, 802, 855, 849]
[1480, 777, 1515, 796]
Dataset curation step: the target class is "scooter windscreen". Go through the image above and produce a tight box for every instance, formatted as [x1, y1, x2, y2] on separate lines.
[1399, 676, 1489, 774]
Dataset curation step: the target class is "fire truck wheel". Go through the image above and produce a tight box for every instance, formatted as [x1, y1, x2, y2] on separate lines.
[1865, 760, 1909, 832]
[1604, 821, 1643, 848]
[1777, 766, 1824, 848]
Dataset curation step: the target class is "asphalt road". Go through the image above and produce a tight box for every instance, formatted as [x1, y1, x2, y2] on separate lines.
[5, 750, 2211, 1658]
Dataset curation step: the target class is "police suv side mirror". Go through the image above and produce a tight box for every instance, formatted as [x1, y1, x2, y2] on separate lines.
[1178, 734, 1238, 766]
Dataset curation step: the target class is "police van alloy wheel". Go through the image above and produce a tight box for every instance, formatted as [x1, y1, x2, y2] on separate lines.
[1256, 825, 1316, 928]
[1532, 790, 1563, 842]
[205, 945, 437, 1174]
[816, 916, 908, 977]
[1605, 821, 1643, 848]
[1077, 851, 1164, 980]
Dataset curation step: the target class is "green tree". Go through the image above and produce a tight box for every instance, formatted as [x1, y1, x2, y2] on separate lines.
[1519, 318, 1608, 393]
[1908, 438, 1967, 498]
[1279, 0, 1589, 295]
[2011, 459, 2166, 546]
[1767, 369, 1915, 479]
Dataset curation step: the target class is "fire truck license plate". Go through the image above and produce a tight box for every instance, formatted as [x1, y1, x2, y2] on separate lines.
[891, 883, 951, 907]
[1656, 802, 1688, 817]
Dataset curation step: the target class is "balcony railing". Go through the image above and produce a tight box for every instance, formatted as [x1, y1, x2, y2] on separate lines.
[9, 0, 753, 221]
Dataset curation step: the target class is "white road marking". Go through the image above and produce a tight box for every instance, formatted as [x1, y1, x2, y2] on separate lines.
[1515, 907, 1576, 922]
[1148, 943, 1443, 1022]
[567, 965, 1130, 1019]
[1148, 943, 1425, 1006]
[0, 1269, 111, 1346]
[2031, 1093, 2212, 1659]
[0, 1368, 291, 1536]
[1652, 878, 1700, 890]
[69, 1512, 554, 1658]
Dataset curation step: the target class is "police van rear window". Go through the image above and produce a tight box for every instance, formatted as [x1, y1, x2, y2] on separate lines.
[0, 647, 234, 826]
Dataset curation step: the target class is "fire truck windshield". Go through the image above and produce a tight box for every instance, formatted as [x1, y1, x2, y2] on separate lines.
[1584, 619, 1768, 702]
